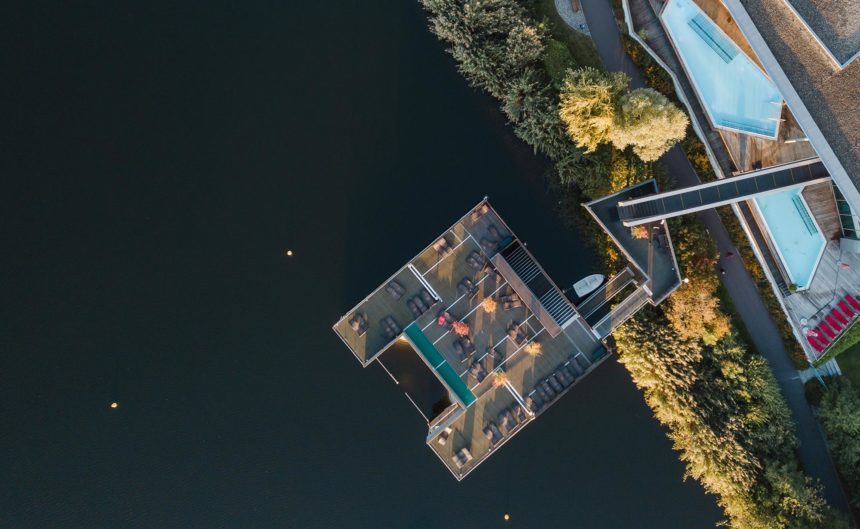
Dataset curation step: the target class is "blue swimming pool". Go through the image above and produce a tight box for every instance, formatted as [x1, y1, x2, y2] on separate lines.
[661, 0, 783, 137]
[754, 189, 825, 289]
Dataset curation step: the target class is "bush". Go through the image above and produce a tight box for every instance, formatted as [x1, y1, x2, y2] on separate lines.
[818, 379, 860, 515]
[543, 38, 574, 84]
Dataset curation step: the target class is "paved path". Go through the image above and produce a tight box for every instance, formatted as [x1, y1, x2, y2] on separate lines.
[578, 0, 852, 518]
[554, 0, 591, 35]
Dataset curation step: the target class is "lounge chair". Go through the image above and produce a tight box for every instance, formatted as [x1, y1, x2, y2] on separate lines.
[384, 316, 401, 335]
[547, 375, 564, 393]
[816, 330, 831, 346]
[420, 289, 435, 307]
[413, 296, 428, 314]
[833, 308, 849, 326]
[490, 422, 503, 440]
[513, 405, 527, 422]
[451, 447, 473, 468]
[566, 358, 583, 377]
[503, 299, 523, 311]
[826, 314, 843, 332]
[540, 381, 556, 399]
[563, 365, 578, 383]
[807, 335, 824, 354]
[838, 301, 856, 318]
[466, 251, 485, 271]
[534, 384, 551, 403]
[847, 294, 860, 312]
[525, 396, 540, 413]
[407, 299, 421, 318]
[480, 238, 498, 255]
[504, 409, 518, 428]
[436, 426, 453, 446]
[386, 281, 405, 300]
[575, 355, 591, 372]
[555, 370, 573, 388]
[820, 322, 836, 339]
[470, 203, 489, 221]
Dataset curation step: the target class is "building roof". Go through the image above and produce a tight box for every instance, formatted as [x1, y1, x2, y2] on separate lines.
[781, 0, 860, 66]
[723, 0, 860, 210]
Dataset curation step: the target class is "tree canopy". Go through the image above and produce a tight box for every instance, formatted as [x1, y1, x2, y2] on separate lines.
[558, 68, 688, 161]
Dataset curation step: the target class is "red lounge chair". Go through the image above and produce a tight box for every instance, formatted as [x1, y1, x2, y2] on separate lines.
[847, 294, 860, 312]
[815, 328, 830, 345]
[839, 300, 856, 318]
[807, 336, 824, 353]
[820, 321, 837, 339]
[833, 308, 850, 325]
[826, 314, 843, 332]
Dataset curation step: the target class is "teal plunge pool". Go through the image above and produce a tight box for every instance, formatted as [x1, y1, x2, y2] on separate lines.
[754, 188, 825, 290]
[661, 0, 783, 138]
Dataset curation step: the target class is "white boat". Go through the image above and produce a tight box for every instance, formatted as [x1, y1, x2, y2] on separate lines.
[573, 274, 604, 298]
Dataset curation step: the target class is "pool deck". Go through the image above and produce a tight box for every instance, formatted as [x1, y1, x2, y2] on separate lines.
[333, 200, 609, 479]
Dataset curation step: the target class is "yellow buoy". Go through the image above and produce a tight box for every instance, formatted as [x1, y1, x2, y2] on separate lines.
[503, 513, 510, 521]
[286, 249, 294, 257]
[110, 402, 119, 409]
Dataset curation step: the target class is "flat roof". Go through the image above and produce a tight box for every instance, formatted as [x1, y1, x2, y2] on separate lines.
[333, 200, 608, 479]
[724, 0, 860, 212]
[584, 181, 682, 304]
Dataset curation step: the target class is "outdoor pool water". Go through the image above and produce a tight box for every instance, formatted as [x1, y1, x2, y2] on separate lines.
[755, 188, 825, 289]
[661, 0, 783, 137]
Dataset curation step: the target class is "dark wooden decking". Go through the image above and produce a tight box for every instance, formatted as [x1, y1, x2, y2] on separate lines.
[803, 182, 841, 241]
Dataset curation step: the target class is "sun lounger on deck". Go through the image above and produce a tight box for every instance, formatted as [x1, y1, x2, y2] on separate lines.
[408, 299, 421, 318]
[567, 356, 584, 376]
[575, 355, 591, 372]
[386, 280, 405, 300]
[534, 384, 551, 403]
[436, 426, 453, 446]
[820, 322, 836, 339]
[833, 308, 849, 325]
[555, 370, 573, 387]
[503, 299, 523, 310]
[807, 336, 824, 353]
[420, 288, 435, 307]
[452, 447, 473, 468]
[547, 375, 564, 394]
[480, 238, 498, 255]
[513, 405, 527, 422]
[839, 301, 856, 318]
[826, 314, 843, 332]
[563, 365, 579, 382]
[815, 330, 830, 345]
[540, 381, 556, 399]
[413, 296, 428, 314]
[847, 294, 860, 312]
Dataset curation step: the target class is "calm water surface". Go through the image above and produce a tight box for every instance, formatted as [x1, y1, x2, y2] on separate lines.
[1, 2, 720, 528]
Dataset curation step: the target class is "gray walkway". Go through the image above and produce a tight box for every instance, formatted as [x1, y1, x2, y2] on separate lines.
[554, 0, 591, 35]
[579, 0, 852, 517]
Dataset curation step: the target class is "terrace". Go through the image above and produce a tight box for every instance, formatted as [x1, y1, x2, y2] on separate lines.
[334, 200, 610, 479]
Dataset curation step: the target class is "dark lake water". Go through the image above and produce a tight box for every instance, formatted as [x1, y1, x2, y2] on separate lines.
[1, 2, 721, 528]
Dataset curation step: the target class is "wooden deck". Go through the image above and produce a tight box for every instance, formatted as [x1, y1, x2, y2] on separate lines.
[803, 182, 841, 241]
[782, 240, 860, 361]
[720, 106, 818, 173]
